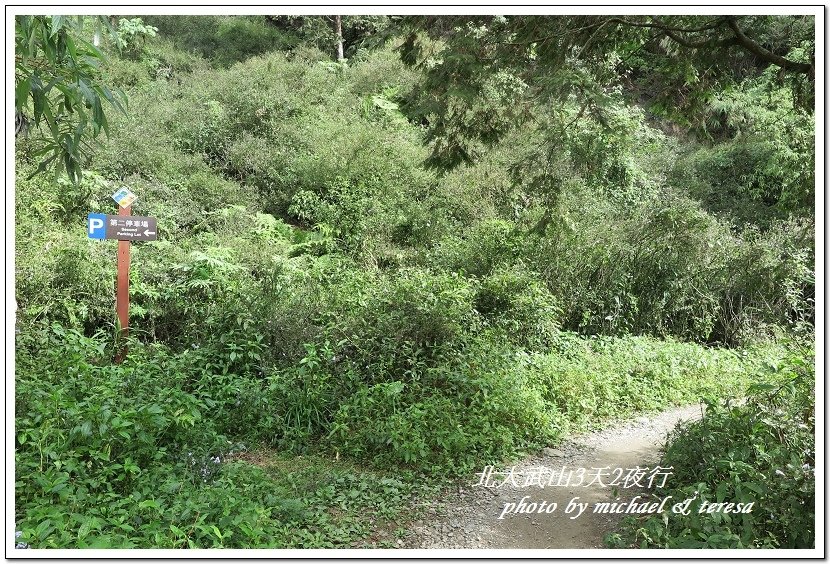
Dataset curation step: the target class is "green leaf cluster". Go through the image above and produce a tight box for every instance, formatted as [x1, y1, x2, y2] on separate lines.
[15, 15, 127, 183]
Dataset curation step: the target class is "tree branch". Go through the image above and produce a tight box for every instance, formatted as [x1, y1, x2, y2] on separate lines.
[650, 16, 736, 49]
[608, 16, 727, 35]
[726, 16, 813, 77]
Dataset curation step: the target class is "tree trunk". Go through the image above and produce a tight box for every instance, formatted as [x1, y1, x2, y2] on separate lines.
[335, 15, 344, 62]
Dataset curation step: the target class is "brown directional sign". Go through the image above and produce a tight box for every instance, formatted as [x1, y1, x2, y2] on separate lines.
[100, 214, 158, 241]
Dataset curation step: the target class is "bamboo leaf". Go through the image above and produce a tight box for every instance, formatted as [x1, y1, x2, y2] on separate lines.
[50, 15, 64, 37]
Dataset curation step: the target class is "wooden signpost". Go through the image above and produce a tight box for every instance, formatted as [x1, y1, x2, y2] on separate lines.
[115, 204, 131, 363]
[87, 187, 158, 363]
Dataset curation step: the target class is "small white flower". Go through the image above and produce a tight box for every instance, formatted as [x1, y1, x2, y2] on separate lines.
[775, 469, 786, 477]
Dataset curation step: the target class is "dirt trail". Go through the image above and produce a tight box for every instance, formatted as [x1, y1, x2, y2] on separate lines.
[403, 404, 704, 549]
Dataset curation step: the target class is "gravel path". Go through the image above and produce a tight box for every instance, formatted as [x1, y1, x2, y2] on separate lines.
[403, 404, 705, 549]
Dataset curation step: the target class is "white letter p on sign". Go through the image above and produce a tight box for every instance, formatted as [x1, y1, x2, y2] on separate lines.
[89, 218, 104, 234]
[87, 213, 107, 239]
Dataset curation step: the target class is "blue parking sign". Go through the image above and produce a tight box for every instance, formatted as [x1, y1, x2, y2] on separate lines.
[87, 213, 107, 239]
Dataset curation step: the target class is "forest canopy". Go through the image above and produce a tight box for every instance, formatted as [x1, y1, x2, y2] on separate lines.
[398, 15, 814, 169]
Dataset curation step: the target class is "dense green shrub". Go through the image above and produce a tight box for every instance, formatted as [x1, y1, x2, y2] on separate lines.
[144, 16, 295, 66]
[608, 347, 815, 548]
[15, 326, 418, 549]
[525, 190, 727, 340]
[533, 334, 776, 432]
[523, 187, 812, 345]
[327, 341, 560, 473]
[475, 264, 561, 349]
[327, 267, 478, 373]
[429, 219, 520, 277]
[567, 103, 669, 205]
[672, 77, 815, 228]
[14, 167, 119, 332]
[137, 49, 436, 258]
[716, 219, 815, 344]
[315, 333, 777, 475]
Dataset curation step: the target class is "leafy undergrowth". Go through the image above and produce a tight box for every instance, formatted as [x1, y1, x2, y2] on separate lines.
[14, 323, 784, 548]
[606, 347, 815, 549]
[14, 327, 422, 549]
[16, 453, 417, 549]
